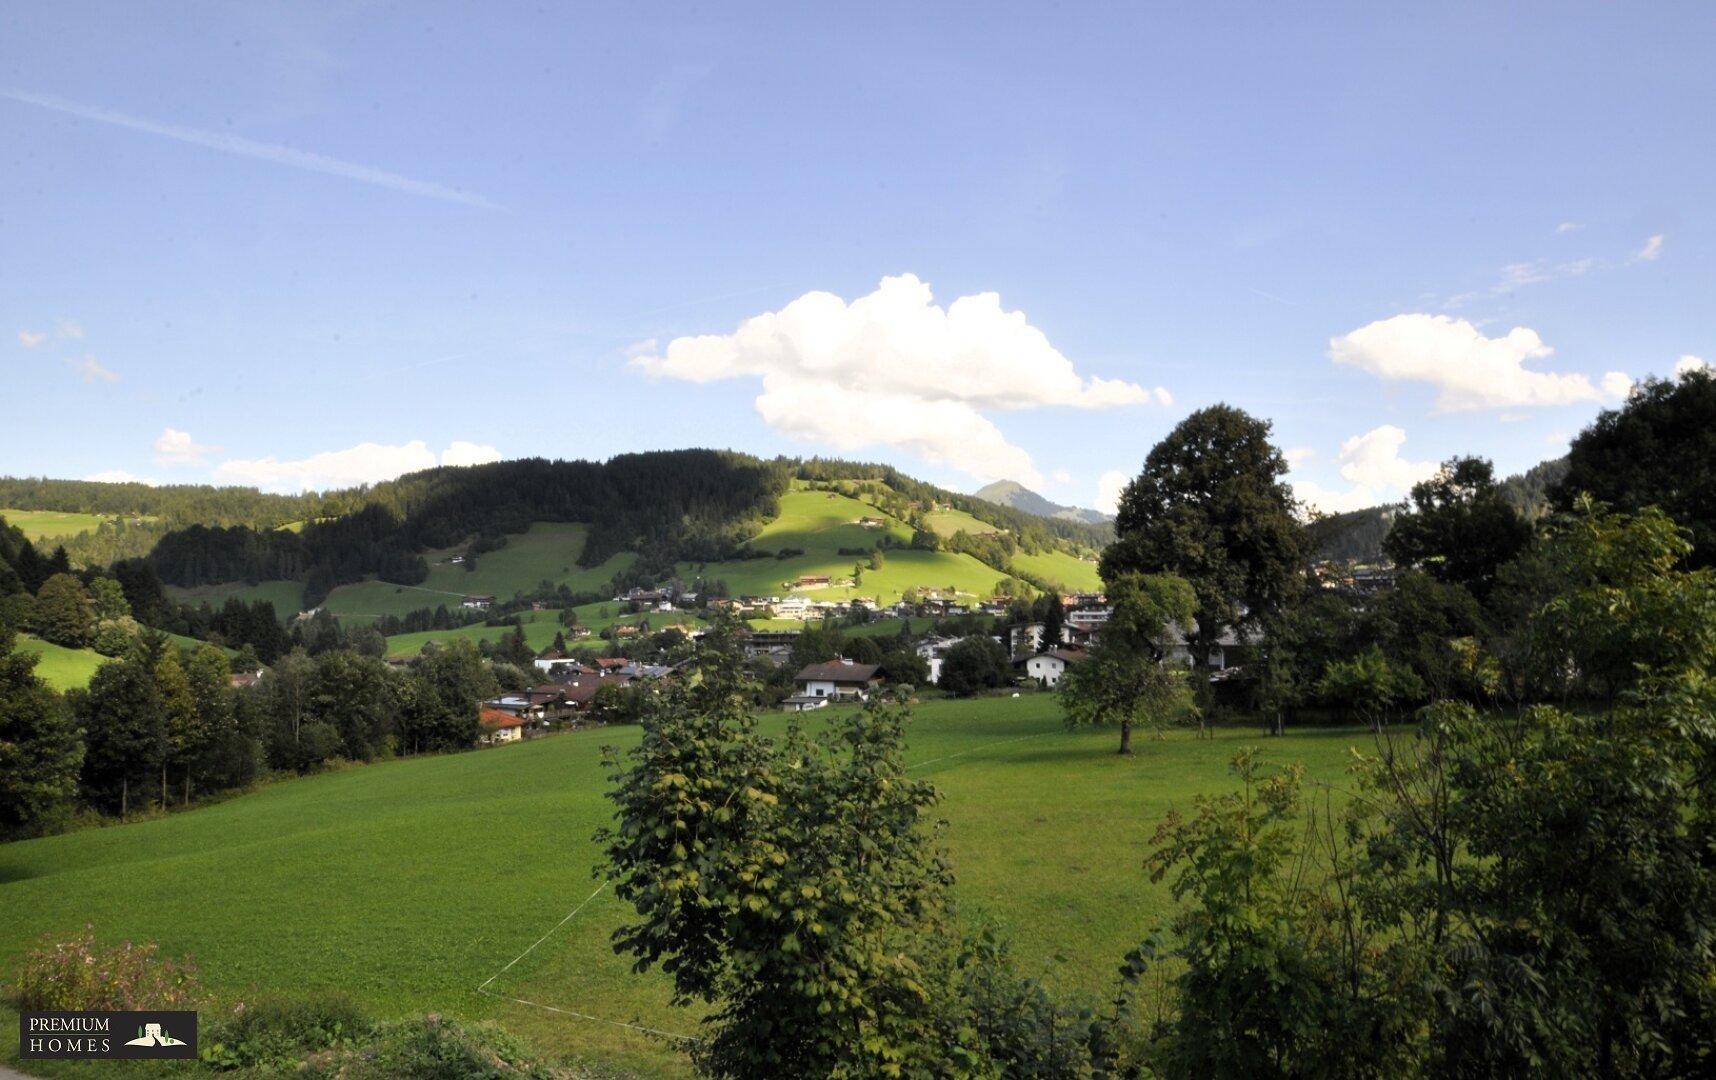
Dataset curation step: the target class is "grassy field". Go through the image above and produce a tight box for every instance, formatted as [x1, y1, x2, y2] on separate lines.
[324, 523, 636, 621]
[0, 508, 112, 542]
[0, 695, 1387, 1077]
[1011, 548, 1104, 593]
[16, 634, 105, 691]
[17, 632, 237, 692]
[381, 603, 706, 659]
[922, 505, 999, 537]
[167, 580, 308, 618]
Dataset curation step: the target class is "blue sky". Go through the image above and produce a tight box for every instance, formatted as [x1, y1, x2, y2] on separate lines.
[2, 2, 1711, 512]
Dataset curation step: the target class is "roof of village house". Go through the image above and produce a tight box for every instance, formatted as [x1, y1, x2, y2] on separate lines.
[794, 660, 881, 684]
[480, 707, 525, 729]
[593, 657, 629, 669]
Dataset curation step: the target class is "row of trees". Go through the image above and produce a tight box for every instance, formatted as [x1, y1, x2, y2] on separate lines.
[0, 631, 496, 839]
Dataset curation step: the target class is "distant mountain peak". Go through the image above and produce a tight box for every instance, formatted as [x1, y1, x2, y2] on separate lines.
[973, 479, 1112, 525]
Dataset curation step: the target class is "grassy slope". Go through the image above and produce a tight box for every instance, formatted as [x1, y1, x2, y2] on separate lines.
[167, 580, 308, 619]
[16, 635, 104, 691]
[17, 633, 233, 692]
[380, 603, 706, 659]
[324, 523, 635, 621]
[0, 508, 112, 542]
[1011, 548, 1104, 593]
[679, 487, 1024, 605]
[922, 506, 999, 537]
[0, 696, 1382, 1077]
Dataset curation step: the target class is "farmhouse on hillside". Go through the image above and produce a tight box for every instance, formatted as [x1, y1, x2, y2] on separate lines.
[793, 658, 882, 701]
[461, 595, 494, 610]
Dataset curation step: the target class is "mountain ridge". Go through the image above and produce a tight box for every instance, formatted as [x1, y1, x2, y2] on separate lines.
[973, 479, 1113, 526]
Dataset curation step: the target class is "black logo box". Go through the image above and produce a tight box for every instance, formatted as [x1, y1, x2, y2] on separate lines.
[20, 1011, 198, 1060]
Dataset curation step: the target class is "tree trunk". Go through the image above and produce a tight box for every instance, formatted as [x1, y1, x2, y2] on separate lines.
[1118, 718, 1134, 755]
[161, 763, 168, 807]
[121, 777, 128, 819]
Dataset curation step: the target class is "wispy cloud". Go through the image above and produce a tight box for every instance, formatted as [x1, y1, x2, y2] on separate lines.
[1633, 233, 1665, 262]
[65, 355, 118, 383]
[3, 89, 498, 209]
[1555, 221, 1583, 234]
[18, 330, 47, 348]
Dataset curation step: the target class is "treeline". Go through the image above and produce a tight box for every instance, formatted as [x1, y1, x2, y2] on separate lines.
[0, 628, 497, 838]
[141, 451, 787, 605]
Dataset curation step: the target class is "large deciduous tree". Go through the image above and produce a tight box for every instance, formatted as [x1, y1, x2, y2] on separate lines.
[1059, 572, 1197, 752]
[1101, 405, 1304, 670]
[1384, 456, 1531, 600]
[599, 644, 974, 1077]
[1557, 367, 1716, 566]
[33, 572, 95, 648]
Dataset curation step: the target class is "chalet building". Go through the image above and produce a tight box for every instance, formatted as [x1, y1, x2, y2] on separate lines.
[794, 574, 831, 588]
[793, 659, 883, 702]
[479, 708, 525, 745]
[461, 595, 494, 610]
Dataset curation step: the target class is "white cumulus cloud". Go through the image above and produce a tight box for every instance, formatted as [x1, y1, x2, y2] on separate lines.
[440, 440, 503, 467]
[1096, 469, 1131, 516]
[630, 274, 1168, 486]
[153, 427, 219, 465]
[1290, 425, 1437, 515]
[1675, 354, 1708, 377]
[1329, 313, 1626, 411]
[214, 440, 503, 493]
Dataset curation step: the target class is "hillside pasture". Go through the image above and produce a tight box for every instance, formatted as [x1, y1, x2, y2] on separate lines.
[324, 523, 635, 622]
[0, 508, 113, 542]
[922, 505, 1000, 538]
[0, 695, 1386, 1076]
[16, 634, 105, 691]
[381, 603, 705, 659]
[683, 548, 1021, 606]
[1011, 548, 1104, 593]
[748, 485, 913, 551]
[167, 579, 308, 619]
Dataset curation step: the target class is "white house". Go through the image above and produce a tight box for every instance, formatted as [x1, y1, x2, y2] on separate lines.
[772, 595, 814, 620]
[1009, 622, 1046, 656]
[1018, 648, 1086, 688]
[461, 595, 494, 610]
[916, 635, 963, 685]
[793, 659, 882, 701]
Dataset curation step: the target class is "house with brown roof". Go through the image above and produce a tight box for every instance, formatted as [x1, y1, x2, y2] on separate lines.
[1016, 648, 1087, 688]
[793, 658, 882, 702]
[479, 708, 525, 745]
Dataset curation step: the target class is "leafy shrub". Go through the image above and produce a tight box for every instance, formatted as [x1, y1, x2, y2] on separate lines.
[202, 992, 370, 1072]
[300, 1015, 565, 1079]
[16, 927, 199, 1011]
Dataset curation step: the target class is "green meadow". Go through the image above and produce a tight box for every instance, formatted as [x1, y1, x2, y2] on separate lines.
[0, 508, 113, 542]
[922, 505, 1000, 537]
[0, 694, 1384, 1077]
[323, 522, 635, 621]
[16, 632, 236, 692]
[15, 634, 105, 692]
[1011, 547, 1105, 593]
[380, 602, 705, 659]
[677, 486, 1027, 604]
[166, 579, 309, 619]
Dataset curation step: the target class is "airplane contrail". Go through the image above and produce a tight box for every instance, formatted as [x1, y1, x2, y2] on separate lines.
[3, 89, 499, 210]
